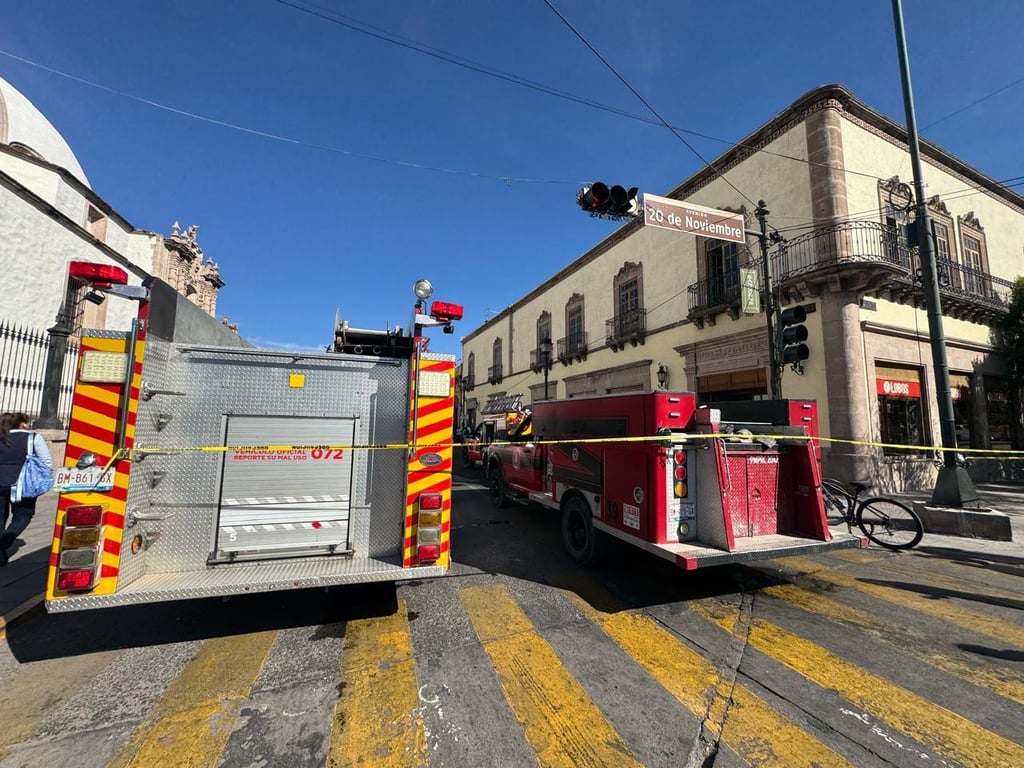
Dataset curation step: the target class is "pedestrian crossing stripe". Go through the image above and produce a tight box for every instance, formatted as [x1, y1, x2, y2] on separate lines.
[699, 608, 1024, 767]
[778, 555, 1024, 648]
[566, 591, 854, 768]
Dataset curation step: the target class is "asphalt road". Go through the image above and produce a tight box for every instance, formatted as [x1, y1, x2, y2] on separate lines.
[0, 468, 1022, 767]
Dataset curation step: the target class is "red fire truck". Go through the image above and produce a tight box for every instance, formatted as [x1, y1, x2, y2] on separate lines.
[45, 264, 461, 611]
[461, 393, 529, 472]
[486, 391, 863, 569]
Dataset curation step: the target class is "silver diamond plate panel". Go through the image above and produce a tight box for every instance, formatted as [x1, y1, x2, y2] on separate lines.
[46, 557, 446, 612]
[695, 441, 730, 550]
[122, 339, 413, 586]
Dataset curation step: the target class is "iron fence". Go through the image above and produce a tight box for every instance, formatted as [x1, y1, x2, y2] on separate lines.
[0, 320, 79, 422]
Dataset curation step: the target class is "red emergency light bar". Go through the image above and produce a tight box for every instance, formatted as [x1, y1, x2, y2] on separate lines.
[69, 260, 129, 286]
[429, 300, 464, 322]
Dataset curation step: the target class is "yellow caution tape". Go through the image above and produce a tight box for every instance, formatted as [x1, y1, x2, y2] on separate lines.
[127, 433, 1024, 459]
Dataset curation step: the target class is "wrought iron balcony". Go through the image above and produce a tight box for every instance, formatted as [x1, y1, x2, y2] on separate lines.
[530, 346, 554, 373]
[462, 373, 475, 390]
[687, 263, 763, 327]
[605, 308, 647, 349]
[487, 363, 503, 385]
[557, 333, 588, 364]
[768, 219, 1014, 323]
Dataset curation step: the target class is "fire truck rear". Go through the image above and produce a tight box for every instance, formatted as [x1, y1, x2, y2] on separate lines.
[486, 391, 863, 570]
[46, 265, 460, 611]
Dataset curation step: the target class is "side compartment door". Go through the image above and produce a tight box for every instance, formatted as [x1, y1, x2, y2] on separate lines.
[213, 415, 356, 561]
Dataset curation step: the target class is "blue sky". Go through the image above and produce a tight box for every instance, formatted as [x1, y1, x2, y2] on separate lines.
[3, 1, 1022, 358]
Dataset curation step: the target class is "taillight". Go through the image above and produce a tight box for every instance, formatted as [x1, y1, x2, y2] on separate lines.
[673, 449, 688, 498]
[417, 543, 441, 562]
[66, 504, 103, 527]
[416, 492, 444, 563]
[57, 570, 96, 591]
[57, 504, 105, 592]
[418, 492, 442, 511]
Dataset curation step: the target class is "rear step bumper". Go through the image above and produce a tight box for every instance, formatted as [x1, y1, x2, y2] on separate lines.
[45, 556, 445, 612]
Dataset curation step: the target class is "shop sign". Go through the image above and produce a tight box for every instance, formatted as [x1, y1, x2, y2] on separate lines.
[876, 378, 920, 398]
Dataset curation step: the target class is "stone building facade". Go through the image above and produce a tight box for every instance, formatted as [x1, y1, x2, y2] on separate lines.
[460, 84, 1024, 489]
[0, 76, 227, 420]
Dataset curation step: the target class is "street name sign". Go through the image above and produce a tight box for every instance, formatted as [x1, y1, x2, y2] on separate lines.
[643, 194, 745, 243]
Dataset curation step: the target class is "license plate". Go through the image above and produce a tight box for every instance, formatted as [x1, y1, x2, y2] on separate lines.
[55, 466, 115, 492]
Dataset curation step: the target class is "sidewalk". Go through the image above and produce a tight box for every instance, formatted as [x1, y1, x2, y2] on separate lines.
[0, 490, 57, 630]
[2, 483, 1021, 631]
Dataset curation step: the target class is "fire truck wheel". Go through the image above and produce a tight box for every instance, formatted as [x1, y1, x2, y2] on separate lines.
[561, 496, 605, 565]
[489, 469, 508, 508]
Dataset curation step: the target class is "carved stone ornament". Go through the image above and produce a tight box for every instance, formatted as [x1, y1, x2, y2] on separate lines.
[927, 195, 950, 216]
[961, 211, 984, 231]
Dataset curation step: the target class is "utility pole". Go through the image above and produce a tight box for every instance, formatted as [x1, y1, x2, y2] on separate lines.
[752, 201, 780, 398]
[891, 0, 978, 507]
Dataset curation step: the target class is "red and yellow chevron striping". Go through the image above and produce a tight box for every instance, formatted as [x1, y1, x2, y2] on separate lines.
[403, 356, 455, 568]
[46, 327, 146, 601]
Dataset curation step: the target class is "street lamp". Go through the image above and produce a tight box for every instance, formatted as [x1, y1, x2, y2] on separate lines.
[540, 336, 553, 400]
[656, 364, 669, 389]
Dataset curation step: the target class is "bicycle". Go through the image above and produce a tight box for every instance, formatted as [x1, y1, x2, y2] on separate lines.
[821, 479, 924, 550]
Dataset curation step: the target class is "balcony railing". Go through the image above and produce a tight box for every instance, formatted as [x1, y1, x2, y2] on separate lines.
[688, 220, 1013, 321]
[605, 308, 647, 348]
[557, 332, 588, 363]
[487, 363, 503, 385]
[529, 346, 554, 373]
[462, 373, 475, 390]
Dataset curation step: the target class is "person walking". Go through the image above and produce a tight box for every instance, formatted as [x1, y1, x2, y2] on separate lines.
[0, 412, 54, 566]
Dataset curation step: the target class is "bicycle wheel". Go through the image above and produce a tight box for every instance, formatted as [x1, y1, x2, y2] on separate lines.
[856, 496, 924, 550]
[821, 479, 853, 523]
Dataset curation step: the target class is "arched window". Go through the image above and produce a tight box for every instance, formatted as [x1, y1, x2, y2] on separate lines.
[608, 262, 645, 348]
[561, 294, 587, 362]
[489, 338, 503, 384]
[532, 311, 552, 371]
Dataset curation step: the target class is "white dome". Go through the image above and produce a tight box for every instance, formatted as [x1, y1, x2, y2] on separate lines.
[0, 76, 90, 188]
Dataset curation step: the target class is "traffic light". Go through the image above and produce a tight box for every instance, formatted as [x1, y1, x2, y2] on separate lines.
[778, 305, 809, 368]
[577, 183, 639, 219]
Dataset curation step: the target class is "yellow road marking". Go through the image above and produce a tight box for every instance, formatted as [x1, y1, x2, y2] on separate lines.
[108, 631, 276, 768]
[570, 594, 853, 768]
[462, 585, 642, 768]
[778, 556, 1024, 648]
[326, 599, 427, 768]
[761, 583, 1024, 706]
[691, 603, 1024, 768]
[831, 548, 1022, 601]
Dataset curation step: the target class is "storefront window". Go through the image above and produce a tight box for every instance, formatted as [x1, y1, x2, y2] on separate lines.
[950, 373, 972, 447]
[876, 365, 928, 455]
[985, 375, 1011, 448]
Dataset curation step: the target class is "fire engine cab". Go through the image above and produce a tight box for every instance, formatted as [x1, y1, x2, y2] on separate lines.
[45, 265, 460, 611]
[461, 393, 529, 472]
[486, 391, 863, 569]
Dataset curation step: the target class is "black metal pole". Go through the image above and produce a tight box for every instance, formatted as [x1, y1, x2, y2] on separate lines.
[891, 0, 978, 507]
[34, 277, 75, 430]
[754, 201, 780, 398]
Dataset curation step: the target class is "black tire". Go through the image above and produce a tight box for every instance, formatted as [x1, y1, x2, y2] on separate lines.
[856, 496, 923, 550]
[561, 496, 606, 565]
[821, 479, 853, 523]
[489, 469, 508, 508]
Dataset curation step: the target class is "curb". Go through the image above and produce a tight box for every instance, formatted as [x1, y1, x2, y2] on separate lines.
[912, 502, 1014, 541]
[0, 592, 44, 633]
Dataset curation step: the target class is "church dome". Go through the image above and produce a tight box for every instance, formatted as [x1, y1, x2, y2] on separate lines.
[0, 76, 91, 188]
